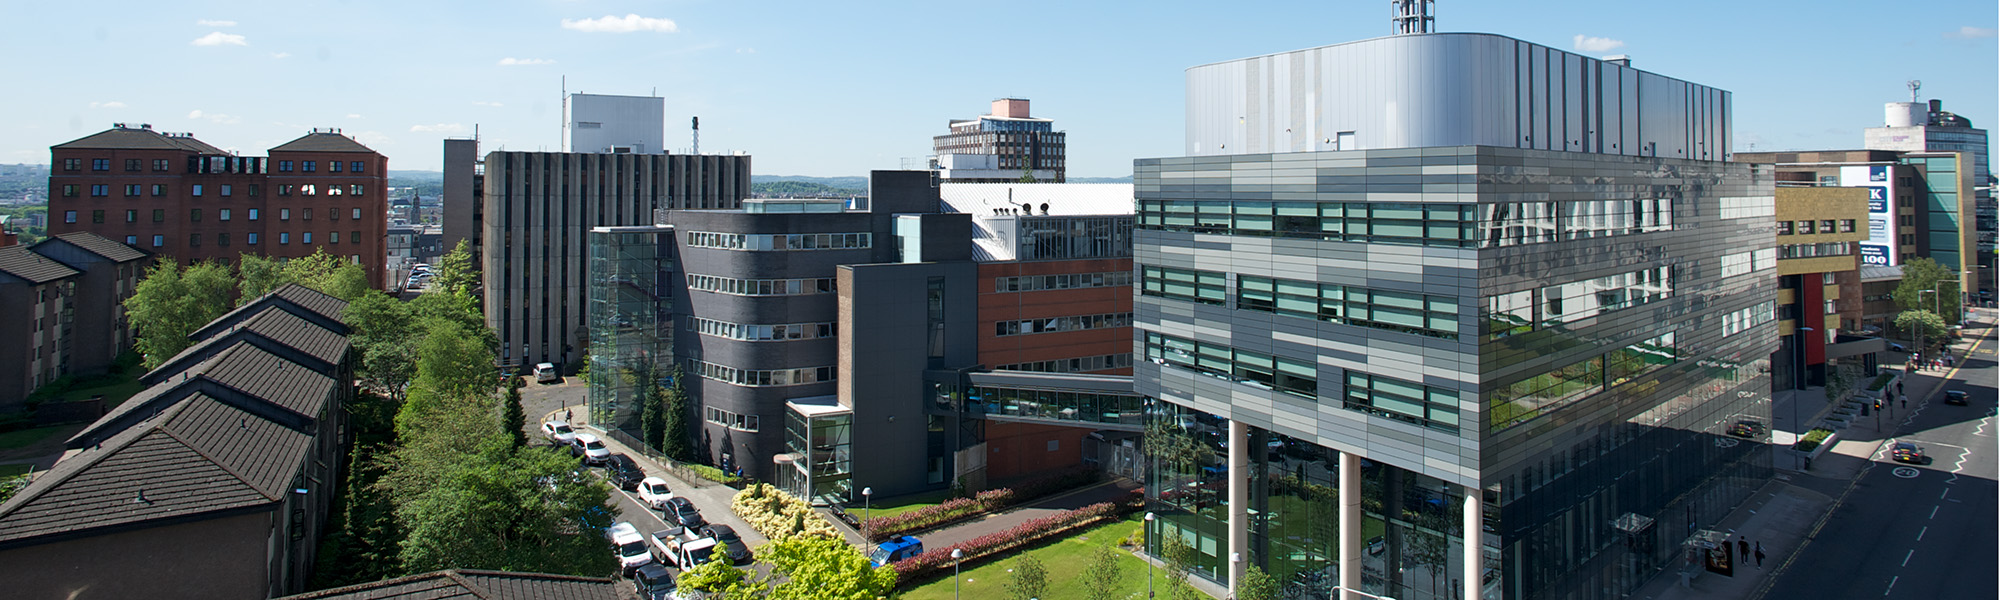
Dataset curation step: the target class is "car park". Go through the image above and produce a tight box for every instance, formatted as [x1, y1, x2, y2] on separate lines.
[1944, 390, 1969, 406]
[570, 433, 611, 465]
[541, 420, 577, 446]
[1891, 442, 1926, 464]
[637, 477, 675, 509]
[603, 454, 645, 490]
[605, 522, 656, 575]
[704, 524, 753, 564]
[661, 497, 707, 530]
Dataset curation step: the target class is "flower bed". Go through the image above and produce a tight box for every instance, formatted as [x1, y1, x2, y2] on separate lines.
[1792, 428, 1835, 452]
[731, 483, 838, 540]
[1866, 373, 1894, 392]
[890, 501, 1122, 584]
[860, 467, 1102, 540]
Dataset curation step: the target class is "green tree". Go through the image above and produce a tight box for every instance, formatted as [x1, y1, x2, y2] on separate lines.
[680, 548, 766, 598]
[758, 535, 898, 600]
[1163, 535, 1201, 600]
[660, 365, 694, 461]
[1078, 544, 1123, 600]
[1891, 257, 1962, 326]
[395, 319, 498, 438]
[637, 363, 665, 450]
[1408, 510, 1458, 599]
[1019, 162, 1037, 184]
[343, 291, 421, 400]
[430, 239, 478, 297]
[1895, 309, 1950, 351]
[124, 260, 237, 368]
[1237, 565, 1279, 600]
[503, 376, 528, 448]
[1008, 554, 1050, 600]
[238, 249, 370, 302]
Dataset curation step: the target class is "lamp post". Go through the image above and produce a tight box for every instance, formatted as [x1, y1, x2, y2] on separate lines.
[1145, 512, 1157, 598]
[1795, 326, 1813, 470]
[951, 548, 965, 600]
[861, 487, 873, 537]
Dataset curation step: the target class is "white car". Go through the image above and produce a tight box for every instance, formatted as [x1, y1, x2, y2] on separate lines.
[541, 420, 577, 446]
[571, 432, 611, 465]
[606, 521, 656, 575]
[636, 476, 675, 509]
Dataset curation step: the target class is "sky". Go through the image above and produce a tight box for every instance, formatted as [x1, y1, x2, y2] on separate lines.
[3, 1, 1995, 177]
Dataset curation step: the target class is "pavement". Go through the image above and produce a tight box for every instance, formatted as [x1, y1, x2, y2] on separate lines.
[1630, 307, 1997, 600]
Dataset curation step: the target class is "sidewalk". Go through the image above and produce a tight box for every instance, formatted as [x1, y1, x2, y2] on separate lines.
[918, 477, 1142, 550]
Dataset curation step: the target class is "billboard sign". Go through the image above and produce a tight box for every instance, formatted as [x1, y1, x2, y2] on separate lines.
[1843, 166, 1900, 266]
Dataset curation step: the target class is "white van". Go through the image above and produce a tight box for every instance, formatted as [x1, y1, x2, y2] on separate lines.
[535, 362, 559, 383]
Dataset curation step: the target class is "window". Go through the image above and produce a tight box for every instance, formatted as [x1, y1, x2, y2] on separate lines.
[91, 158, 109, 171]
[124, 159, 140, 172]
[303, 232, 313, 244]
[352, 208, 361, 220]
[61, 185, 77, 197]
[1819, 220, 1835, 233]
[218, 209, 231, 221]
[151, 235, 164, 248]
[152, 209, 165, 222]
[349, 231, 360, 244]
[302, 184, 316, 196]
[1795, 220, 1814, 234]
[63, 210, 76, 223]
[151, 184, 166, 196]
[125, 235, 137, 245]
[1822, 272, 1837, 285]
[350, 184, 364, 196]
[328, 230, 339, 244]
[62, 158, 80, 171]
[90, 210, 103, 224]
[220, 184, 232, 197]
[279, 185, 293, 196]
[248, 208, 260, 221]
[90, 184, 108, 197]
[1840, 219, 1856, 233]
[248, 184, 260, 197]
[124, 184, 140, 197]
[124, 210, 136, 223]
[188, 234, 200, 247]
[279, 232, 290, 244]
[150, 159, 169, 172]
[280, 208, 291, 221]
[302, 161, 316, 172]
[247, 232, 259, 245]
[189, 208, 201, 222]
[217, 233, 230, 247]
[302, 208, 312, 220]
[1776, 221, 1792, 236]
[278, 160, 293, 172]
[191, 184, 203, 197]
[349, 161, 364, 173]
[329, 209, 338, 221]
[329, 161, 342, 173]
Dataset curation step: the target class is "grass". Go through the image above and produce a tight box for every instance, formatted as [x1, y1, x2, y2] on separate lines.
[0, 463, 33, 477]
[893, 514, 1155, 600]
[865, 489, 957, 522]
[53, 373, 147, 408]
[0, 427, 72, 452]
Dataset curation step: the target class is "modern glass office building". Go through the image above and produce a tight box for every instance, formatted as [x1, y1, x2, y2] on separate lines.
[1136, 33, 1778, 600]
[585, 226, 676, 440]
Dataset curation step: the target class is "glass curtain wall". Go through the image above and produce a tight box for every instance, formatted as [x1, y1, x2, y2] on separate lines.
[586, 228, 674, 441]
[782, 405, 854, 505]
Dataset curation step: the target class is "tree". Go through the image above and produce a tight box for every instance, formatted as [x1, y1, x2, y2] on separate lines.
[1895, 310, 1949, 351]
[238, 249, 370, 302]
[1408, 510, 1458, 599]
[638, 363, 665, 450]
[124, 260, 237, 368]
[681, 548, 767, 599]
[430, 239, 478, 297]
[1891, 257, 1962, 326]
[1163, 534, 1201, 600]
[503, 376, 528, 448]
[660, 365, 694, 461]
[344, 291, 421, 399]
[1237, 565, 1280, 600]
[395, 319, 498, 438]
[757, 535, 898, 600]
[1008, 554, 1050, 600]
[1078, 544, 1123, 600]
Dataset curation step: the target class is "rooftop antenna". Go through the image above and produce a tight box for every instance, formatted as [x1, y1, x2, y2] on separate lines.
[1907, 80, 1921, 103]
[692, 117, 700, 155]
[1392, 0, 1434, 34]
[561, 76, 568, 152]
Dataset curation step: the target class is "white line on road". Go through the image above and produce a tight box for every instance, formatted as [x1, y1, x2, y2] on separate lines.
[1929, 505, 1939, 519]
[1918, 526, 1927, 541]
[1886, 575, 1899, 596]
[1902, 549, 1914, 567]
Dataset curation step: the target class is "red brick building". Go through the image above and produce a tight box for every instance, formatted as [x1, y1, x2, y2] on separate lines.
[47, 124, 388, 288]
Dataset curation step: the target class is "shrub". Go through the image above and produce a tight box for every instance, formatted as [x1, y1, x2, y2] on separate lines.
[861, 467, 1102, 539]
[685, 463, 745, 486]
[891, 501, 1120, 583]
[1866, 373, 1894, 392]
[730, 483, 838, 541]
[1792, 428, 1836, 452]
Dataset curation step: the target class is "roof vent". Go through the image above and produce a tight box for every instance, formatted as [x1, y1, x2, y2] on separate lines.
[135, 489, 152, 505]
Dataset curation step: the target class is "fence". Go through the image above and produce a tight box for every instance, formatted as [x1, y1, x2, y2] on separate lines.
[597, 427, 746, 490]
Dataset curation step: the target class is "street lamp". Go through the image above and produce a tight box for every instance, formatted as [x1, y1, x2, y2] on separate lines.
[861, 487, 873, 536]
[1145, 512, 1157, 598]
[1795, 327, 1813, 471]
[951, 548, 966, 600]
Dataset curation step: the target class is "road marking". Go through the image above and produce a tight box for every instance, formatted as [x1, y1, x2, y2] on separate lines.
[1940, 488, 1950, 500]
[1902, 549, 1914, 567]
[1885, 575, 1899, 596]
[1929, 506, 1938, 519]
[1893, 467, 1921, 479]
[1917, 526, 1927, 541]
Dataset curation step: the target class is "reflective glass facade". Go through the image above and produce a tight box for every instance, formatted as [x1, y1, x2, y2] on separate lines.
[585, 227, 676, 441]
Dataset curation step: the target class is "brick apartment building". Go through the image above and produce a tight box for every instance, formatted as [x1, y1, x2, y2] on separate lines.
[47, 124, 389, 288]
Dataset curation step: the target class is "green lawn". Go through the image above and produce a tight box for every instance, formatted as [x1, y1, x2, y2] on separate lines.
[0, 427, 72, 452]
[0, 463, 34, 477]
[894, 515, 1157, 600]
[865, 489, 957, 521]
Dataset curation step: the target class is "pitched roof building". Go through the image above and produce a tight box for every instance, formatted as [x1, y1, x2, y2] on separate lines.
[0, 244, 82, 410]
[274, 569, 621, 600]
[28, 232, 153, 375]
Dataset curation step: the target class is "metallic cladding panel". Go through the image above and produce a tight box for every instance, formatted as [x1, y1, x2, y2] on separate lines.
[1187, 33, 1731, 160]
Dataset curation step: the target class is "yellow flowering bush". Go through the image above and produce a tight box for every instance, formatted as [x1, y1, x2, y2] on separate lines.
[730, 483, 839, 540]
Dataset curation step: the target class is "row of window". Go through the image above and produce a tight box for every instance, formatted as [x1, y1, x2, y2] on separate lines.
[1488, 331, 1682, 430]
[1343, 372, 1462, 433]
[705, 406, 761, 432]
[993, 352, 1133, 374]
[60, 183, 368, 198]
[63, 207, 366, 224]
[993, 270, 1133, 293]
[66, 158, 171, 172]
[1720, 248, 1779, 278]
[1141, 199, 1686, 249]
[276, 160, 368, 174]
[688, 316, 836, 342]
[1141, 266, 1463, 340]
[684, 231, 873, 252]
[1720, 302, 1776, 337]
[1718, 196, 1777, 220]
[993, 312, 1132, 337]
[1143, 332, 1319, 400]
[1485, 266, 1675, 339]
[116, 231, 360, 248]
[684, 274, 836, 296]
[1779, 242, 1853, 260]
[1777, 219, 1857, 236]
[685, 359, 835, 387]
[279, 184, 366, 197]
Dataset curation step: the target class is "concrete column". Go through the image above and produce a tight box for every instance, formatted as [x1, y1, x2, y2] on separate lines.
[1463, 485, 1484, 600]
[1227, 420, 1250, 593]
[1339, 450, 1362, 600]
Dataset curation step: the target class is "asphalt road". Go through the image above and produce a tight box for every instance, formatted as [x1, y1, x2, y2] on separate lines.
[1764, 314, 1997, 599]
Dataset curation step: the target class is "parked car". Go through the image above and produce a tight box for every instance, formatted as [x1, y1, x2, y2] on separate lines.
[1367, 535, 1387, 556]
[631, 563, 689, 600]
[1727, 420, 1766, 438]
[636, 476, 675, 509]
[703, 524, 753, 564]
[603, 454, 645, 490]
[870, 536, 924, 567]
[1944, 390, 1969, 406]
[571, 433, 611, 465]
[661, 497, 707, 530]
[535, 362, 560, 383]
[649, 526, 720, 569]
[605, 522, 656, 575]
[1891, 442, 1926, 464]
[541, 420, 577, 446]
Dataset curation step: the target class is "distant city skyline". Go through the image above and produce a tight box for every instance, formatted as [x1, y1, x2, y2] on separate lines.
[4, 1, 1994, 176]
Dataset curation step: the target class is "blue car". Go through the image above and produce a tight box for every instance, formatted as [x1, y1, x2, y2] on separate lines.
[870, 536, 924, 567]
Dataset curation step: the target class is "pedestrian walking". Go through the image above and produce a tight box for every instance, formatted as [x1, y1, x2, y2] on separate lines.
[1737, 539, 1749, 561]
[565, 408, 573, 422]
[1754, 542, 1766, 569]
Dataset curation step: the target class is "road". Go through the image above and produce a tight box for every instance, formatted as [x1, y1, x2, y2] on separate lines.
[1763, 312, 1997, 599]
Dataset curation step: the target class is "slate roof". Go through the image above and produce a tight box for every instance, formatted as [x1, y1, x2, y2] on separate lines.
[76, 342, 335, 449]
[0, 244, 80, 284]
[146, 305, 350, 386]
[276, 569, 620, 600]
[48, 231, 150, 263]
[192, 283, 350, 342]
[52, 127, 227, 154]
[270, 131, 380, 154]
[0, 392, 311, 545]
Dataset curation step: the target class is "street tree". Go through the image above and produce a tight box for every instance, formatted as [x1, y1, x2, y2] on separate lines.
[639, 363, 666, 450]
[660, 365, 694, 461]
[1237, 565, 1280, 600]
[1164, 534, 1201, 600]
[1078, 544, 1124, 600]
[1894, 309, 1949, 351]
[1891, 257, 1961, 325]
[124, 259, 236, 368]
[1008, 554, 1049, 600]
[395, 319, 498, 438]
[757, 535, 897, 600]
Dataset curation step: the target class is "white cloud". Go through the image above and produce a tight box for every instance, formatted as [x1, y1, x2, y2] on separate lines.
[1572, 34, 1624, 53]
[196, 19, 237, 27]
[735, 47, 756, 54]
[89, 101, 127, 109]
[187, 110, 240, 125]
[188, 110, 204, 119]
[498, 57, 556, 66]
[473, 101, 504, 107]
[270, 52, 291, 59]
[1945, 26, 1996, 38]
[411, 123, 469, 134]
[191, 31, 247, 46]
[347, 114, 363, 119]
[561, 14, 679, 33]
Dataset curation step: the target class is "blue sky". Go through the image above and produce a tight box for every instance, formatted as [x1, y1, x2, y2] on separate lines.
[4, 1, 1994, 177]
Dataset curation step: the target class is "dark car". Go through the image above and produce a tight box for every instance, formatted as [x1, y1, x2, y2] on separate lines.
[1944, 390, 1969, 406]
[704, 524, 754, 564]
[632, 563, 679, 600]
[1727, 420, 1766, 438]
[603, 454, 645, 490]
[662, 497, 707, 530]
[1891, 442, 1925, 464]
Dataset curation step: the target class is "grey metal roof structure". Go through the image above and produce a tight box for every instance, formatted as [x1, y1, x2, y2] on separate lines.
[143, 305, 351, 387]
[0, 244, 80, 284]
[51, 126, 228, 154]
[191, 283, 350, 342]
[43, 231, 151, 264]
[72, 335, 338, 450]
[275, 569, 620, 600]
[270, 131, 380, 154]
